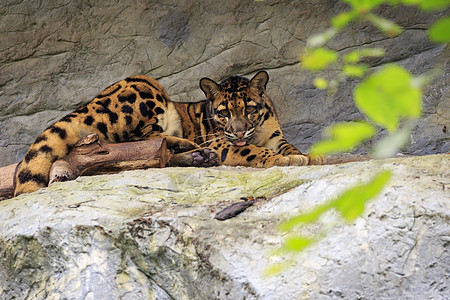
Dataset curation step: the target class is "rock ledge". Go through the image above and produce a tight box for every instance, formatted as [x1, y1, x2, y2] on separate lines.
[0, 154, 449, 299]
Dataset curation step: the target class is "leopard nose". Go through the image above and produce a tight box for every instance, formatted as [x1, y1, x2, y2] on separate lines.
[235, 131, 245, 139]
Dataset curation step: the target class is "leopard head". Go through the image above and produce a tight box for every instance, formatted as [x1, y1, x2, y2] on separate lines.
[200, 71, 269, 146]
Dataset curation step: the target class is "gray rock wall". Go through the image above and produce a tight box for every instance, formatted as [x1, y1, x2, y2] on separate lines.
[0, 0, 449, 166]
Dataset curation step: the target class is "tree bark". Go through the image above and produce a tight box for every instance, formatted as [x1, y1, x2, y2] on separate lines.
[0, 164, 18, 201]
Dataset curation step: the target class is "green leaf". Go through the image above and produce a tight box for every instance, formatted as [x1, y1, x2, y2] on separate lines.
[343, 52, 361, 64]
[342, 0, 387, 10]
[354, 64, 422, 131]
[301, 48, 338, 71]
[282, 236, 315, 252]
[307, 28, 338, 48]
[310, 121, 376, 155]
[278, 202, 333, 231]
[412, 67, 445, 89]
[334, 170, 391, 222]
[343, 64, 369, 77]
[420, 0, 450, 11]
[343, 48, 385, 64]
[279, 170, 391, 231]
[367, 13, 403, 37]
[264, 259, 299, 277]
[387, 0, 450, 10]
[314, 77, 329, 89]
[372, 125, 412, 159]
[331, 10, 358, 29]
[263, 263, 285, 277]
[341, 0, 362, 9]
[360, 48, 386, 57]
[429, 17, 450, 43]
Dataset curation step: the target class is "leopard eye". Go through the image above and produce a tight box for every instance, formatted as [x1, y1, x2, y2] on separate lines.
[218, 110, 230, 118]
[245, 106, 257, 115]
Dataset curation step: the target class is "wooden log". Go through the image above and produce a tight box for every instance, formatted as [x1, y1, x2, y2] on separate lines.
[0, 163, 18, 201]
[48, 134, 171, 184]
[0, 134, 172, 200]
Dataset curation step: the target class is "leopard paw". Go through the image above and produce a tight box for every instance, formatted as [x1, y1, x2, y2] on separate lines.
[308, 154, 326, 165]
[288, 154, 309, 166]
[170, 148, 219, 167]
[165, 136, 199, 153]
[276, 154, 309, 166]
[191, 148, 219, 167]
[272, 154, 308, 166]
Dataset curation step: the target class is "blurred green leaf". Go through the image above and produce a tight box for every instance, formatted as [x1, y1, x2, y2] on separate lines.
[429, 17, 450, 43]
[263, 263, 285, 277]
[307, 28, 338, 48]
[279, 202, 333, 231]
[282, 236, 315, 252]
[265, 0, 445, 277]
[372, 125, 412, 159]
[314, 77, 329, 89]
[412, 67, 444, 89]
[310, 121, 376, 155]
[301, 48, 338, 71]
[341, 0, 362, 9]
[419, 0, 450, 11]
[332, 10, 358, 29]
[342, 0, 387, 10]
[360, 47, 386, 57]
[367, 13, 403, 37]
[263, 258, 300, 277]
[343, 52, 361, 64]
[343, 48, 385, 64]
[354, 64, 422, 131]
[343, 64, 369, 77]
[280, 169, 391, 232]
[335, 170, 391, 222]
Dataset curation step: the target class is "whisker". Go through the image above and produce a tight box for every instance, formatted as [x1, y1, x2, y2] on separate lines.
[201, 116, 216, 122]
[255, 128, 282, 134]
[199, 136, 227, 147]
[194, 132, 220, 140]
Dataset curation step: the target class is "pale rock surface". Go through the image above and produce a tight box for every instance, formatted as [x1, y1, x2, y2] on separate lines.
[0, 154, 449, 299]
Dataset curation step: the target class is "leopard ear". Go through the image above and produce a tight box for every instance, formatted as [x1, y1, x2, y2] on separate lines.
[200, 78, 221, 100]
[249, 71, 269, 94]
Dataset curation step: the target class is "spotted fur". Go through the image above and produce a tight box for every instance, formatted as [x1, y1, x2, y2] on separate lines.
[14, 71, 323, 196]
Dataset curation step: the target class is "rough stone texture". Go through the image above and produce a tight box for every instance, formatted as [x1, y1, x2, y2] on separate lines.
[0, 0, 449, 166]
[0, 154, 449, 299]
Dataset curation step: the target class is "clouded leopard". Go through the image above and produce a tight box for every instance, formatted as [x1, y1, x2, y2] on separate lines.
[14, 71, 324, 196]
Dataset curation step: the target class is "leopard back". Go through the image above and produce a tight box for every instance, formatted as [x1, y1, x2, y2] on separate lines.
[14, 75, 184, 196]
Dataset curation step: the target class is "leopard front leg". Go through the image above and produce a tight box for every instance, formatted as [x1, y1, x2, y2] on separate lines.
[270, 137, 326, 165]
[146, 135, 219, 167]
[209, 140, 309, 167]
[162, 135, 199, 153]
